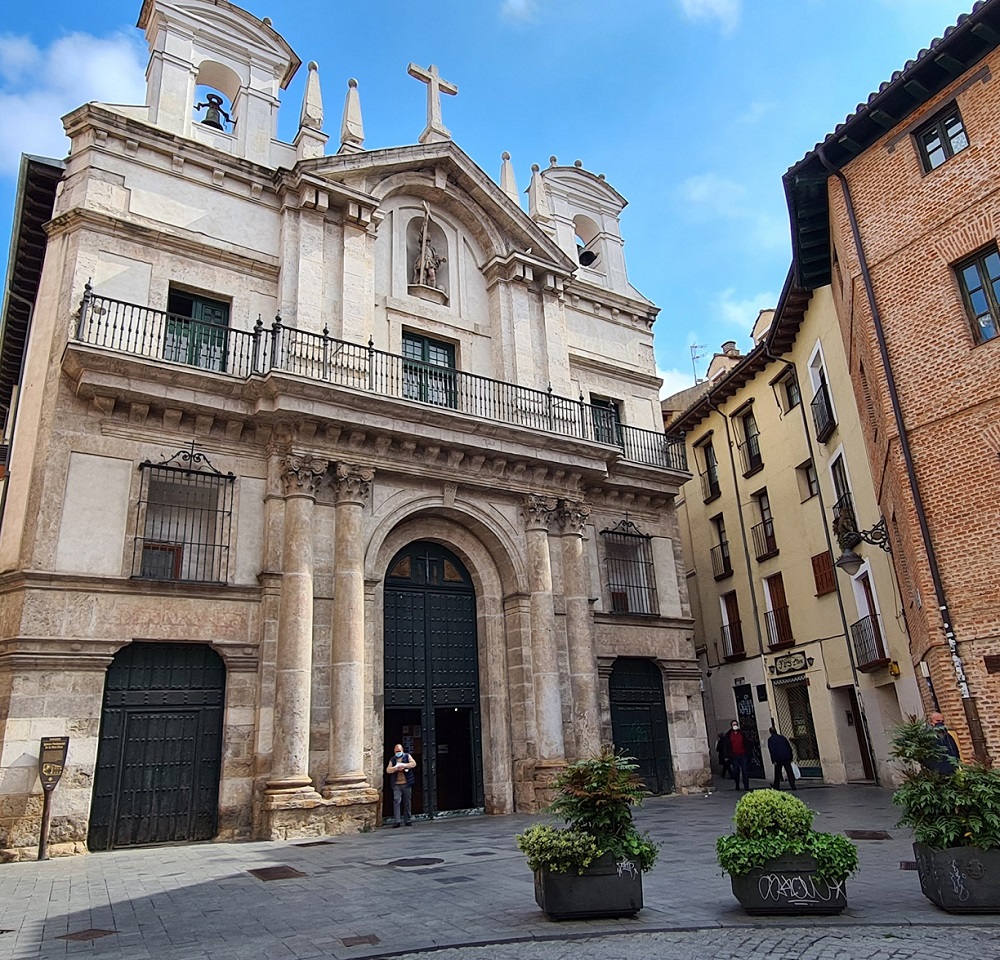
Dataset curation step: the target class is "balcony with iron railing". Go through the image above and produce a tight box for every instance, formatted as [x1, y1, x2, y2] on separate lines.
[700, 468, 721, 502]
[737, 433, 763, 476]
[73, 291, 688, 474]
[751, 517, 778, 561]
[710, 541, 733, 580]
[811, 382, 837, 443]
[850, 615, 890, 671]
[764, 605, 794, 649]
[721, 621, 745, 659]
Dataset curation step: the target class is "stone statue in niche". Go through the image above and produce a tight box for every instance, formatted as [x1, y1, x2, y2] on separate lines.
[407, 201, 449, 305]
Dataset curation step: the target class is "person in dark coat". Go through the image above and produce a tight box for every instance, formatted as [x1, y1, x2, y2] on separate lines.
[721, 720, 750, 791]
[716, 732, 732, 780]
[386, 743, 417, 827]
[767, 726, 797, 790]
[925, 712, 961, 775]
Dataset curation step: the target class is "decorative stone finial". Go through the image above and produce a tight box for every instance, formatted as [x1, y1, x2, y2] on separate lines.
[299, 60, 324, 130]
[500, 151, 519, 206]
[339, 77, 365, 154]
[528, 162, 553, 228]
[574, 159, 583, 167]
[407, 63, 458, 144]
[549, 155, 558, 166]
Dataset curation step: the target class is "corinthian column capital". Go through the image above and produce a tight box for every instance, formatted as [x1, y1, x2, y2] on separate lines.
[333, 462, 375, 505]
[521, 494, 557, 531]
[280, 454, 329, 498]
[556, 498, 591, 535]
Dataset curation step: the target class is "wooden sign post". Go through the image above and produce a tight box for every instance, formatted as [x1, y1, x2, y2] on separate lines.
[37, 737, 69, 861]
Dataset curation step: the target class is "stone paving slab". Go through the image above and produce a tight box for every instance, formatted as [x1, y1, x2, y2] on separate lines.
[0, 778, 997, 960]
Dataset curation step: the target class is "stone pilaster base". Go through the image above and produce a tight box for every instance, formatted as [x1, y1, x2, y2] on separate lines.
[258, 786, 379, 841]
[1, 840, 87, 863]
[512, 759, 567, 812]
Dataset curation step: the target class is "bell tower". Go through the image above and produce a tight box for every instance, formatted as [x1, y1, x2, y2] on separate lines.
[137, 0, 300, 165]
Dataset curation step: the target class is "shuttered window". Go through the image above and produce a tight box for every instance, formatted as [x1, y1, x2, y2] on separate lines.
[812, 551, 837, 596]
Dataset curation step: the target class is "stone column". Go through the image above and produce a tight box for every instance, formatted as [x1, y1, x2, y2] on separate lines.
[266, 455, 327, 797]
[324, 463, 376, 797]
[557, 499, 601, 758]
[522, 494, 565, 763]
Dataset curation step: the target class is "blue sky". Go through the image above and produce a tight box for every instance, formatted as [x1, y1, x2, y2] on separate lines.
[0, 0, 975, 393]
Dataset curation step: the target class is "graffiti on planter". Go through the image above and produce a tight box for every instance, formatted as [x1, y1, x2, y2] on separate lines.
[949, 860, 971, 901]
[616, 859, 638, 879]
[757, 873, 846, 903]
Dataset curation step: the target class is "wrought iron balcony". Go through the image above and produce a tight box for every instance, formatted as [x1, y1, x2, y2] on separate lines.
[721, 621, 744, 659]
[751, 518, 778, 560]
[75, 292, 688, 473]
[700, 468, 721, 502]
[850, 615, 890, 671]
[737, 433, 763, 475]
[810, 382, 837, 443]
[832, 492, 855, 524]
[764, 605, 794, 648]
[710, 541, 733, 580]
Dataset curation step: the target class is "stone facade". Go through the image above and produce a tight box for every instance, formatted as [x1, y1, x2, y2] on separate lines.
[0, 0, 708, 859]
[783, 3, 1000, 763]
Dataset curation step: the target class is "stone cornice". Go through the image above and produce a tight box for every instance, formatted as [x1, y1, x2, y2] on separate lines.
[0, 569, 262, 602]
[273, 168, 380, 227]
[593, 612, 695, 631]
[46, 207, 280, 279]
[568, 352, 661, 389]
[564, 278, 659, 330]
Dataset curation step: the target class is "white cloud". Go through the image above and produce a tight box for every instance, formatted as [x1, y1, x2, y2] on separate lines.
[678, 172, 746, 217]
[677, 0, 741, 31]
[0, 31, 146, 175]
[713, 287, 777, 328]
[501, 0, 538, 20]
[657, 366, 696, 400]
[737, 99, 773, 125]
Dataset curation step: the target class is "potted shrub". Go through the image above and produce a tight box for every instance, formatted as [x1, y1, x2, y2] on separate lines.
[891, 716, 1000, 913]
[516, 751, 658, 920]
[716, 789, 858, 915]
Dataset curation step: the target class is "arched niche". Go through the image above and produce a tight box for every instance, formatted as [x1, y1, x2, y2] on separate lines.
[573, 213, 604, 271]
[407, 213, 450, 305]
[193, 60, 241, 132]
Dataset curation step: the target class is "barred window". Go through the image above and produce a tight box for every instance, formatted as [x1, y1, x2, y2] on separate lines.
[132, 450, 235, 583]
[601, 519, 657, 615]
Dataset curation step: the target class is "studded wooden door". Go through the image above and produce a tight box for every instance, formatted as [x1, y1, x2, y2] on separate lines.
[609, 657, 674, 795]
[88, 643, 225, 851]
[383, 542, 484, 817]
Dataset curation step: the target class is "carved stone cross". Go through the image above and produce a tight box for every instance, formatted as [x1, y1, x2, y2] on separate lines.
[407, 62, 458, 144]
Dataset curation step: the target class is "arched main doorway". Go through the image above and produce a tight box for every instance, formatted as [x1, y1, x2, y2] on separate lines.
[383, 541, 484, 818]
[609, 657, 674, 795]
[88, 642, 225, 851]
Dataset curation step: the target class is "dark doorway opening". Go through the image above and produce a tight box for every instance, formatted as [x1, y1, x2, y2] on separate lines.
[609, 657, 674, 795]
[89, 642, 225, 851]
[383, 542, 484, 820]
[733, 683, 766, 779]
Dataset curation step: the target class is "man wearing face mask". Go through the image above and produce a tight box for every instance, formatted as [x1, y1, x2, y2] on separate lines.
[722, 720, 750, 791]
[386, 743, 417, 827]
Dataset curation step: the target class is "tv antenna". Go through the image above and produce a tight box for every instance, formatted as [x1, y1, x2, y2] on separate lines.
[690, 344, 708, 383]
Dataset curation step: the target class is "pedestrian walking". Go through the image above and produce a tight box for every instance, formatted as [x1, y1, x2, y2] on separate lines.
[715, 732, 732, 781]
[386, 743, 417, 827]
[721, 720, 750, 791]
[924, 712, 960, 775]
[767, 725, 797, 790]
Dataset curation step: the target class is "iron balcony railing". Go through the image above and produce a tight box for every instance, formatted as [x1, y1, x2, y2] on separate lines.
[737, 433, 763, 475]
[832, 491, 855, 525]
[764, 605, 794, 648]
[700, 468, 721, 502]
[751, 517, 778, 560]
[75, 292, 688, 473]
[710, 541, 733, 580]
[850, 615, 890, 671]
[721, 621, 744, 658]
[811, 382, 837, 443]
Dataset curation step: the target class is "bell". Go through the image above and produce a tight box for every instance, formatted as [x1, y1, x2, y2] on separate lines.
[578, 248, 598, 267]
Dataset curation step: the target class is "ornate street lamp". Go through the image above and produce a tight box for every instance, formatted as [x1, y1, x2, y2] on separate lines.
[833, 510, 891, 576]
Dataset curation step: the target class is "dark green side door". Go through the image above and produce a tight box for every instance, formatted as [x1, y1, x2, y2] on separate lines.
[609, 657, 674, 794]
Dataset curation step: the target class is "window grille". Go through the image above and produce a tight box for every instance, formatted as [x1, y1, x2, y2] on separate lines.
[132, 448, 235, 583]
[601, 519, 657, 615]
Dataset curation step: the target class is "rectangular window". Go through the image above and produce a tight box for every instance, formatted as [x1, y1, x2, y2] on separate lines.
[710, 514, 732, 580]
[955, 247, 1000, 345]
[811, 551, 837, 596]
[751, 489, 778, 560]
[132, 458, 234, 583]
[721, 591, 744, 658]
[764, 572, 794, 648]
[403, 331, 457, 407]
[601, 520, 657, 615]
[737, 408, 763, 476]
[698, 439, 720, 502]
[809, 367, 837, 443]
[784, 376, 801, 410]
[796, 460, 819, 501]
[915, 105, 969, 172]
[590, 395, 623, 446]
[165, 288, 231, 372]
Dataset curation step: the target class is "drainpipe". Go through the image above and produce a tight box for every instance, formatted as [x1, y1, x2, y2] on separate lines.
[709, 399, 766, 660]
[816, 144, 990, 766]
[765, 350, 880, 786]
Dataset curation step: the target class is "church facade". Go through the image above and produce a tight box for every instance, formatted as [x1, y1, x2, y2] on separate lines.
[0, 0, 707, 859]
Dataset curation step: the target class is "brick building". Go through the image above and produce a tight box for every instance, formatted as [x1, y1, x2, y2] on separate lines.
[784, 0, 1000, 761]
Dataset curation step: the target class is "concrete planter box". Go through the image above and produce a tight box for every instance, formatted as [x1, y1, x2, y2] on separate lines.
[729, 853, 848, 915]
[913, 842, 1000, 913]
[533, 852, 643, 919]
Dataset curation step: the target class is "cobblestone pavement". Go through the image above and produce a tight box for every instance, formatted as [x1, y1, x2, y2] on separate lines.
[392, 926, 1000, 960]
[1, 778, 998, 960]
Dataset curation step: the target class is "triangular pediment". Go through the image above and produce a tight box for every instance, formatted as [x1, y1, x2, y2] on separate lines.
[296, 142, 575, 272]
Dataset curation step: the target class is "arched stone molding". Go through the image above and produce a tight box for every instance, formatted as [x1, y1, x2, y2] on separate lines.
[366, 500, 528, 815]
